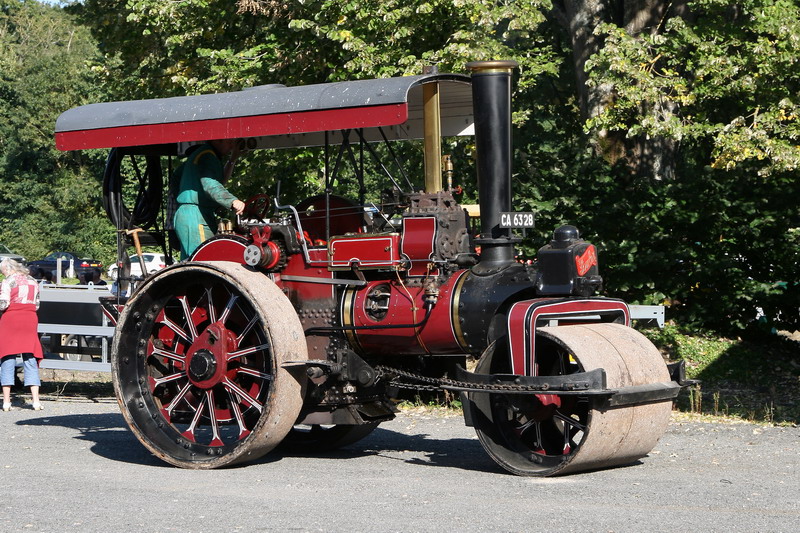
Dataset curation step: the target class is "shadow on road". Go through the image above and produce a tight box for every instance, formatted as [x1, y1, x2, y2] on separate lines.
[18, 412, 165, 467]
[273, 426, 502, 475]
[19, 413, 501, 474]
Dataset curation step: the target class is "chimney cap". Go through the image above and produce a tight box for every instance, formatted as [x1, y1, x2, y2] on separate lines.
[466, 60, 519, 73]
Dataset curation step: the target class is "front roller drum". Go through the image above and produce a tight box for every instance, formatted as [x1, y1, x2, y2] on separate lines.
[470, 323, 672, 476]
[111, 261, 308, 468]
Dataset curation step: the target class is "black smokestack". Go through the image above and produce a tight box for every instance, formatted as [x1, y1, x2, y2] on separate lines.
[467, 60, 518, 274]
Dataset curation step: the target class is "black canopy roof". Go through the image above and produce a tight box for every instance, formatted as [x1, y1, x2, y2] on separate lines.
[55, 73, 474, 151]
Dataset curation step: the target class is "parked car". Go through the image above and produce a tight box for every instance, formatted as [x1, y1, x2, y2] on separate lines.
[27, 252, 102, 280]
[107, 253, 167, 280]
[0, 244, 26, 264]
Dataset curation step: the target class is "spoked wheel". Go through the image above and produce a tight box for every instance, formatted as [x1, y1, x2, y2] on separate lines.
[469, 323, 673, 476]
[282, 423, 379, 452]
[111, 261, 307, 468]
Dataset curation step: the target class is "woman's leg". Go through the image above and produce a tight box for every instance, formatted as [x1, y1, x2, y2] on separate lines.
[30, 385, 41, 407]
[1, 355, 16, 409]
[21, 354, 42, 409]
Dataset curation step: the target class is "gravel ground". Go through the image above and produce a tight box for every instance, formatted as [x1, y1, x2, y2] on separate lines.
[1, 398, 798, 533]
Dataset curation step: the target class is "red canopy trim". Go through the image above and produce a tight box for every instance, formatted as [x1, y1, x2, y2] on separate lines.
[55, 103, 408, 151]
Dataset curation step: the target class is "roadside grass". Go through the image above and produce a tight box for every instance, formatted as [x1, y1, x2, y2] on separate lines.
[641, 323, 800, 426]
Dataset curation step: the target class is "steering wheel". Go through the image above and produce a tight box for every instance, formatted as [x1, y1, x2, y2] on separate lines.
[242, 194, 271, 220]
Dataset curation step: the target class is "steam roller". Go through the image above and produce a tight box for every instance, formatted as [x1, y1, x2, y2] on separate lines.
[468, 323, 673, 476]
[55, 58, 687, 475]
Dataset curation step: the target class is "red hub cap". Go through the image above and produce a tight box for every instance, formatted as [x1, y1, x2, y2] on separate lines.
[186, 322, 236, 389]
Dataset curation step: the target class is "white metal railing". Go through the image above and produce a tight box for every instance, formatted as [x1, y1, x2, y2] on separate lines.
[30, 283, 114, 372]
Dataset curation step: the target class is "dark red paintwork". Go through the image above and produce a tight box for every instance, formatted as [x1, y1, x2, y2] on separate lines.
[54, 104, 408, 151]
[328, 234, 401, 270]
[400, 217, 439, 276]
[506, 298, 630, 376]
[191, 237, 249, 263]
[343, 270, 469, 356]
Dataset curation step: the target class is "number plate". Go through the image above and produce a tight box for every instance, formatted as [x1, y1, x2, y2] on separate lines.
[499, 212, 535, 229]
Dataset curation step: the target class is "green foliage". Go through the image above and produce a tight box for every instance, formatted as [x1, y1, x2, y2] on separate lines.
[72, 0, 561, 203]
[0, 0, 115, 266]
[577, 0, 800, 334]
[74, 0, 554, 96]
[1, 0, 794, 338]
[586, 0, 800, 176]
[642, 324, 800, 424]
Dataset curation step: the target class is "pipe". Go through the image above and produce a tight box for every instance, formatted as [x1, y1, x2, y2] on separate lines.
[422, 66, 443, 193]
[467, 60, 519, 274]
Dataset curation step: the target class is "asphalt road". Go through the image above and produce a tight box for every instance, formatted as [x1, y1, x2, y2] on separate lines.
[1, 398, 797, 533]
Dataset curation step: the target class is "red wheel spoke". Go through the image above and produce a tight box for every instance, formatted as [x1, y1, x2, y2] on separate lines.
[237, 366, 273, 381]
[162, 381, 192, 420]
[177, 296, 199, 340]
[553, 411, 586, 432]
[226, 389, 252, 440]
[219, 294, 239, 325]
[236, 316, 258, 344]
[532, 421, 545, 454]
[151, 347, 185, 364]
[514, 416, 537, 436]
[158, 314, 193, 345]
[205, 390, 224, 447]
[223, 377, 263, 413]
[152, 371, 187, 387]
[227, 342, 270, 362]
[204, 288, 217, 324]
[182, 395, 206, 442]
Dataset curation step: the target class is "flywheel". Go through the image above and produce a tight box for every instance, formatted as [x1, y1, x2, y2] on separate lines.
[111, 261, 308, 468]
[469, 323, 673, 476]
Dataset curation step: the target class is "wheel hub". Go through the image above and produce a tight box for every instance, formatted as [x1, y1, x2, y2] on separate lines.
[189, 349, 217, 381]
[185, 322, 232, 389]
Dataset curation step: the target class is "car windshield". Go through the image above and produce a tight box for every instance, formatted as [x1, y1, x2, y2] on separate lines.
[131, 254, 161, 263]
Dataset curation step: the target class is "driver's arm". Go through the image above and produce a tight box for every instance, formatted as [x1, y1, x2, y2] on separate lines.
[195, 152, 243, 214]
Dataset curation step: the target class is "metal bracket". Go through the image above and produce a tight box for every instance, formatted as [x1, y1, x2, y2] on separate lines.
[605, 381, 682, 407]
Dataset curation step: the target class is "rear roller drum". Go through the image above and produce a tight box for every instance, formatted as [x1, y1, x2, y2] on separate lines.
[469, 323, 672, 476]
[111, 261, 308, 468]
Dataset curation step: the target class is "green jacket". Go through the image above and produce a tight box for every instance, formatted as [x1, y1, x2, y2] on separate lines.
[173, 143, 238, 259]
[175, 144, 237, 212]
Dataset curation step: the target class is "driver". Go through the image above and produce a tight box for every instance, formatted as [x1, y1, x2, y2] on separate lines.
[173, 139, 246, 259]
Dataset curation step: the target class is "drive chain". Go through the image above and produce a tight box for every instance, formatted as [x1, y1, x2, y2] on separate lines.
[374, 365, 560, 394]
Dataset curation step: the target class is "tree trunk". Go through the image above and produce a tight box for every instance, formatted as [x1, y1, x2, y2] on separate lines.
[552, 0, 686, 180]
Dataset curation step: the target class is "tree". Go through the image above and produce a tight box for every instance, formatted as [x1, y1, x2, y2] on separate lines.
[69, 0, 799, 335]
[72, 0, 560, 203]
[586, 0, 800, 177]
[0, 0, 113, 264]
[546, 1, 692, 181]
[580, 0, 800, 333]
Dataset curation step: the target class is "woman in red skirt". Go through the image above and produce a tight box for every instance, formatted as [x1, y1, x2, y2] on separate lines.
[0, 258, 43, 411]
